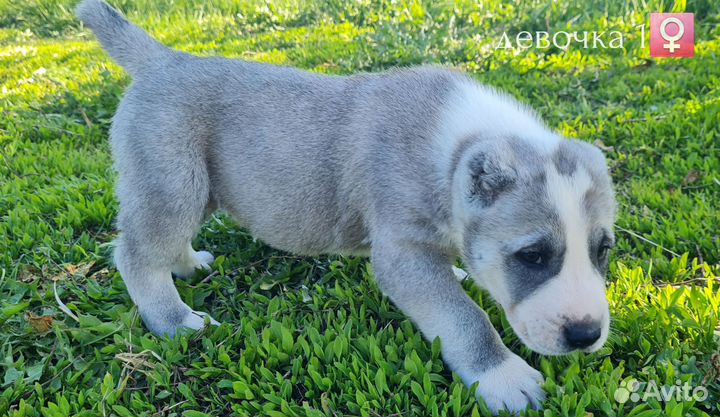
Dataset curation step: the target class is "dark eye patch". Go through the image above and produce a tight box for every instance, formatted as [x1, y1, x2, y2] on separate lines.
[503, 235, 565, 304]
[589, 229, 613, 273]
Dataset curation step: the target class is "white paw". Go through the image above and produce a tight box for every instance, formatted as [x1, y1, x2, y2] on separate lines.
[172, 249, 214, 278]
[141, 304, 221, 336]
[194, 250, 215, 267]
[452, 265, 469, 281]
[182, 310, 221, 330]
[469, 353, 545, 414]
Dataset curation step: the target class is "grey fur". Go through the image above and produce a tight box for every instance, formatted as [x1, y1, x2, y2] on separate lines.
[76, 1, 616, 413]
[76, 0, 171, 77]
[552, 144, 577, 176]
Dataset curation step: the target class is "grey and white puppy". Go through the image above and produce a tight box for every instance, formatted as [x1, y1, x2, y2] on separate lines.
[77, 0, 616, 413]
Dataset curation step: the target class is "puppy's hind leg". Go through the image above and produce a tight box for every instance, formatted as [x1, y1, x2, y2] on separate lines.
[113, 148, 219, 336]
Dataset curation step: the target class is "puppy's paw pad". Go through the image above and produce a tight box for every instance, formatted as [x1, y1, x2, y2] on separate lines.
[470, 354, 545, 414]
[182, 310, 221, 330]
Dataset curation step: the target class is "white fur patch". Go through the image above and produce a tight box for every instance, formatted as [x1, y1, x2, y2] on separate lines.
[434, 78, 560, 170]
[545, 164, 593, 276]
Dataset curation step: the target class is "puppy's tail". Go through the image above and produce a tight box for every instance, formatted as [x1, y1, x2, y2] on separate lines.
[76, 0, 170, 77]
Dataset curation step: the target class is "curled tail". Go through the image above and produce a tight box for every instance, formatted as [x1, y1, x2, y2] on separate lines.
[76, 0, 170, 76]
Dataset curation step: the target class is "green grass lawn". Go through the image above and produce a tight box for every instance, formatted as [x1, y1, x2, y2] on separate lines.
[1, 0, 719, 416]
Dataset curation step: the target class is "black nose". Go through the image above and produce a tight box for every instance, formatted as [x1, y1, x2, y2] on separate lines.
[563, 321, 602, 349]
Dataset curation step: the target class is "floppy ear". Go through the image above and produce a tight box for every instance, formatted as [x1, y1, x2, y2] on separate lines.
[467, 152, 516, 207]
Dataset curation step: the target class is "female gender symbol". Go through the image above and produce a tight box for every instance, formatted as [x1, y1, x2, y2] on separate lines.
[660, 17, 684, 53]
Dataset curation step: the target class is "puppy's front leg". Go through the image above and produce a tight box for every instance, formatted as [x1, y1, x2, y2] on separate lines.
[371, 240, 545, 414]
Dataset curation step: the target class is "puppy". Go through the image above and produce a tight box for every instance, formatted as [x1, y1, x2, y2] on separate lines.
[76, 0, 616, 413]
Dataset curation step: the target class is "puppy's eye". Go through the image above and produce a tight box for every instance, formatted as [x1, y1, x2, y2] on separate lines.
[516, 249, 546, 267]
[597, 243, 612, 261]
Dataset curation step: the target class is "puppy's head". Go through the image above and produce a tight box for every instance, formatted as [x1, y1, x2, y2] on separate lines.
[453, 136, 616, 355]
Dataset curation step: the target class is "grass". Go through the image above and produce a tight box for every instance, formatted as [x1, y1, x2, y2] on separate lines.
[1, 0, 719, 416]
